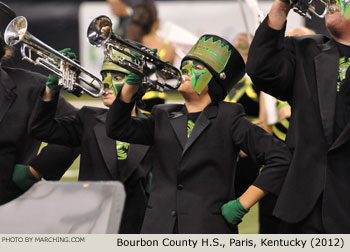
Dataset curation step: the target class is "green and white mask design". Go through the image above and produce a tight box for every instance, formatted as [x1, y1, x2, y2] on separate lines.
[100, 48, 131, 96]
[101, 71, 127, 96]
[180, 59, 213, 95]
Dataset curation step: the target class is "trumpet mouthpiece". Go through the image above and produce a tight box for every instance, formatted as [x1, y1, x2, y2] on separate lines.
[328, 6, 336, 14]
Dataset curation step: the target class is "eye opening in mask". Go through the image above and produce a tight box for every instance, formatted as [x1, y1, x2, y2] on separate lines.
[180, 58, 213, 95]
[193, 62, 205, 70]
[101, 71, 127, 80]
[181, 59, 205, 69]
[101, 70, 128, 95]
[113, 74, 126, 81]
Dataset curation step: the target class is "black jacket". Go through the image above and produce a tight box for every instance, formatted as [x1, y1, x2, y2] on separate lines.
[106, 97, 291, 234]
[0, 66, 78, 205]
[246, 17, 350, 233]
[29, 95, 151, 233]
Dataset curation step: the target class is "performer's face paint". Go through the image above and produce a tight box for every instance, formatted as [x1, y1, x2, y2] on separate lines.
[331, 0, 350, 20]
[180, 59, 213, 95]
[101, 71, 127, 96]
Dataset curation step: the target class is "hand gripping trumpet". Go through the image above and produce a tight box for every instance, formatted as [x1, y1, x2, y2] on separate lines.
[87, 15, 182, 91]
[4, 16, 105, 98]
[288, 0, 350, 20]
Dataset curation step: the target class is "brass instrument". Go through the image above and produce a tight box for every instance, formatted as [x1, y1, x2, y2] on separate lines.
[289, 0, 331, 19]
[4, 16, 105, 98]
[87, 15, 182, 91]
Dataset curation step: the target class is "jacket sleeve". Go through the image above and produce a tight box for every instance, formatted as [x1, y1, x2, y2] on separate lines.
[28, 94, 81, 180]
[246, 16, 295, 102]
[56, 95, 78, 117]
[29, 92, 83, 147]
[28, 144, 79, 180]
[106, 96, 155, 145]
[231, 105, 292, 195]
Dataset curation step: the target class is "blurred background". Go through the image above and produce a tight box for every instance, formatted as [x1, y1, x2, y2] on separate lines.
[1, 0, 331, 233]
[2, 0, 328, 77]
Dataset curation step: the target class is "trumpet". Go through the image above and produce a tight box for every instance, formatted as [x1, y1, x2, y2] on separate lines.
[289, 0, 330, 19]
[4, 16, 105, 98]
[87, 15, 182, 91]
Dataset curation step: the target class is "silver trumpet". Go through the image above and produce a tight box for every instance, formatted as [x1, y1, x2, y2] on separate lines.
[4, 16, 105, 98]
[289, 0, 331, 19]
[87, 15, 182, 91]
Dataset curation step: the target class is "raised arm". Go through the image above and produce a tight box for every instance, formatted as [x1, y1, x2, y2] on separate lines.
[29, 87, 83, 147]
[246, 0, 295, 102]
[268, 0, 291, 30]
[13, 85, 81, 191]
[106, 74, 155, 145]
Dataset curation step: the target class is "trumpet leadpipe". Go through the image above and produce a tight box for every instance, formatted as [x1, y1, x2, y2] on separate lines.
[4, 16, 105, 98]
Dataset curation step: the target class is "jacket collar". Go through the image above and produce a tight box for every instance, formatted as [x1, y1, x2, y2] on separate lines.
[315, 39, 339, 147]
[169, 102, 219, 155]
[93, 111, 118, 179]
[94, 108, 149, 182]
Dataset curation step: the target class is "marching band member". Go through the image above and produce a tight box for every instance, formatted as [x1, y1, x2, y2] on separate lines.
[0, 1, 78, 205]
[106, 34, 292, 233]
[246, 0, 350, 233]
[29, 50, 160, 233]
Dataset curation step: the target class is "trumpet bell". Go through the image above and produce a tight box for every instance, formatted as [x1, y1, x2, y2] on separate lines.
[290, 0, 330, 19]
[87, 15, 113, 47]
[5, 15, 27, 46]
[87, 15, 182, 91]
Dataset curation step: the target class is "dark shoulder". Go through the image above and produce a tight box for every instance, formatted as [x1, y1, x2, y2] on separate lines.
[151, 103, 183, 114]
[80, 106, 108, 116]
[288, 34, 330, 47]
[218, 101, 246, 115]
[3, 67, 47, 86]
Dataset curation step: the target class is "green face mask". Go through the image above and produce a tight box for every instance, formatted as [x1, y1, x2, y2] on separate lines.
[180, 60, 213, 95]
[332, 0, 350, 20]
[101, 71, 127, 96]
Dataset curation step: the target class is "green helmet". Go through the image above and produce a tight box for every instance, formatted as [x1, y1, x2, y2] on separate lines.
[181, 34, 245, 101]
[100, 48, 131, 75]
[100, 48, 132, 95]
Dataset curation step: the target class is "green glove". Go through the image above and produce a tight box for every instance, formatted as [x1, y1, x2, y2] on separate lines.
[46, 48, 77, 91]
[150, 48, 158, 57]
[12, 164, 40, 191]
[221, 198, 249, 225]
[131, 50, 142, 58]
[59, 48, 77, 59]
[132, 48, 158, 58]
[45, 74, 60, 90]
[126, 72, 142, 86]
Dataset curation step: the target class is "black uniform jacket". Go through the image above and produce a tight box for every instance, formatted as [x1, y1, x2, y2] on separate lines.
[0, 67, 78, 205]
[29, 95, 151, 233]
[105, 97, 291, 234]
[246, 17, 350, 233]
